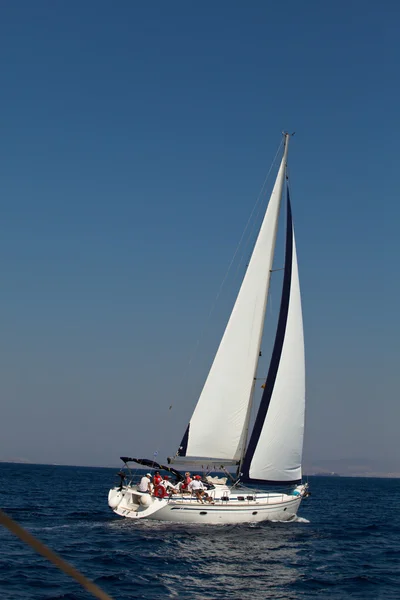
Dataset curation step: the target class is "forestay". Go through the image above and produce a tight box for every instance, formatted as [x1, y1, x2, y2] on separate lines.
[177, 140, 290, 461]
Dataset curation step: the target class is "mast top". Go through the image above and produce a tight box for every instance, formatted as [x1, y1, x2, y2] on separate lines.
[282, 131, 295, 143]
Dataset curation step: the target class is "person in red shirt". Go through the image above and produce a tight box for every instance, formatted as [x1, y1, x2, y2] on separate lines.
[153, 471, 162, 486]
[180, 471, 192, 494]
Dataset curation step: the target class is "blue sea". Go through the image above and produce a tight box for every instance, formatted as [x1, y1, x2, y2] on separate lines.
[0, 464, 399, 599]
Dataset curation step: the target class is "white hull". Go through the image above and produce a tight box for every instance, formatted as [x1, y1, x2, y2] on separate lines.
[108, 484, 307, 525]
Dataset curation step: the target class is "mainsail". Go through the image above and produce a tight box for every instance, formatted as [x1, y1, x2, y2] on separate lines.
[177, 138, 290, 462]
[241, 189, 305, 484]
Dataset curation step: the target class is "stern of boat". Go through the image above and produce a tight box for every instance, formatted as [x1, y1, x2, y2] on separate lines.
[108, 486, 168, 519]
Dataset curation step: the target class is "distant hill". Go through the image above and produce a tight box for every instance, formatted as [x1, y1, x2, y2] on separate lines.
[0, 457, 33, 464]
[304, 458, 400, 478]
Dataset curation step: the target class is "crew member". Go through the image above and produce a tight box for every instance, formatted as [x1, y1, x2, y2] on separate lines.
[153, 471, 162, 486]
[161, 475, 178, 494]
[180, 471, 192, 493]
[117, 471, 126, 491]
[188, 475, 213, 503]
[138, 473, 152, 493]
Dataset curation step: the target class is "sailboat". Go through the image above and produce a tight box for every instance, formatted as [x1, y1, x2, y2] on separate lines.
[108, 133, 309, 524]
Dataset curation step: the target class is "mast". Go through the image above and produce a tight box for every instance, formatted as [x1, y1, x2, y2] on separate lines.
[174, 133, 292, 464]
[237, 133, 290, 472]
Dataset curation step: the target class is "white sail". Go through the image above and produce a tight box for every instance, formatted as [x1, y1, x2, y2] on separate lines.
[242, 193, 305, 483]
[178, 141, 289, 461]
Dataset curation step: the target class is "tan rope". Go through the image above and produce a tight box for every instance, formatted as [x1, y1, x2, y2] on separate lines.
[0, 508, 115, 600]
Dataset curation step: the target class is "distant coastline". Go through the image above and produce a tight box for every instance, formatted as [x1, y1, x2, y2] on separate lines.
[305, 472, 400, 479]
[1, 458, 400, 478]
[303, 457, 400, 479]
[0, 460, 119, 469]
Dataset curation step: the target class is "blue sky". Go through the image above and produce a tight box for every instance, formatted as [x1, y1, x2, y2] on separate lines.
[1, 1, 398, 468]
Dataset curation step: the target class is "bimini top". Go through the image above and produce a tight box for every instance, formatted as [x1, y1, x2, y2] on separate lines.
[120, 457, 184, 482]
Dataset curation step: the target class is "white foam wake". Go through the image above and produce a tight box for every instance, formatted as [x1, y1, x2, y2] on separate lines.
[270, 515, 310, 523]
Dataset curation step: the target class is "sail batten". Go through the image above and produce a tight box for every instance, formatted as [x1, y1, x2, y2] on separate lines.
[177, 140, 290, 461]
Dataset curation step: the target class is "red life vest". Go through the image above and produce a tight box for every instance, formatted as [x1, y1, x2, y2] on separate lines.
[153, 475, 162, 486]
[181, 476, 191, 490]
[154, 484, 167, 499]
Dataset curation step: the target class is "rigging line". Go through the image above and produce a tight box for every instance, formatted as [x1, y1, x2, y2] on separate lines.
[174, 138, 285, 408]
[213, 137, 285, 304]
[230, 185, 267, 285]
[0, 508, 114, 600]
[230, 140, 286, 286]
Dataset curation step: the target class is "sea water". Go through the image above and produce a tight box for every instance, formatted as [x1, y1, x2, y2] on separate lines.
[0, 463, 399, 599]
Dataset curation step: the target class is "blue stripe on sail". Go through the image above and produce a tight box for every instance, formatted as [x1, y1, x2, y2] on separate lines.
[178, 424, 190, 456]
[241, 187, 294, 483]
[242, 477, 302, 486]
